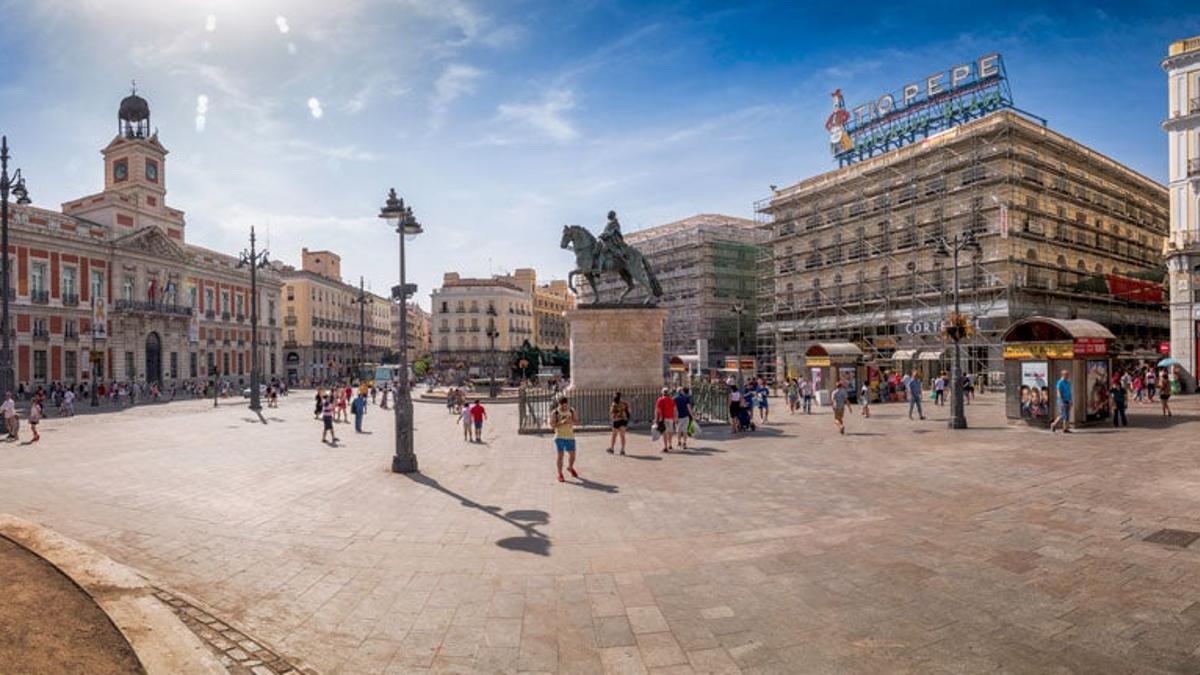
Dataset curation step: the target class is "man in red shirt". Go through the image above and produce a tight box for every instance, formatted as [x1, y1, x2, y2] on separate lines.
[469, 399, 487, 442]
[654, 387, 677, 453]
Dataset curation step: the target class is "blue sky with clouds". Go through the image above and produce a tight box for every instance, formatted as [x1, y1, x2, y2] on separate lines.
[0, 0, 1197, 308]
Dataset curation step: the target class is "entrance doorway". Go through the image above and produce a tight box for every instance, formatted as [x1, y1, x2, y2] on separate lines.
[145, 332, 162, 385]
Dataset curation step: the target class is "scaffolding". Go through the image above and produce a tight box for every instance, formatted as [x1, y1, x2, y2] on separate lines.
[755, 110, 1170, 386]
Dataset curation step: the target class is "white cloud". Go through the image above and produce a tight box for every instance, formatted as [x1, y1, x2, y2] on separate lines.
[204, 14, 216, 32]
[275, 15, 290, 34]
[497, 89, 579, 143]
[307, 97, 323, 119]
[430, 63, 483, 129]
[194, 94, 209, 132]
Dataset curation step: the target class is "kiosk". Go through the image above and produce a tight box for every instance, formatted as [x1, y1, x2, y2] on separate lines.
[1001, 317, 1115, 427]
[804, 342, 864, 404]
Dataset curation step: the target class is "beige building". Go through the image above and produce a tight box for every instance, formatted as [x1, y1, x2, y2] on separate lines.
[1164, 35, 1200, 386]
[278, 248, 391, 382]
[509, 268, 575, 351]
[430, 273, 533, 377]
[758, 110, 1168, 382]
[391, 301, 432, 364]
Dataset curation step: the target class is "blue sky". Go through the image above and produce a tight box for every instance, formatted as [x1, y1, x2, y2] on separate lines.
[0, 0, 1197, 308]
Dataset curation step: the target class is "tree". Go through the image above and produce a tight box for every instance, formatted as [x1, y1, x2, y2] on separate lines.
[412, 354, 433, 377]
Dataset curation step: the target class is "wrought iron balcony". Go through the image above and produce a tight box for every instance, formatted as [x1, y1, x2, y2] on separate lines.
[32, 327, 49, 340]
[1192, 97, 1200, 115]
[268, 317, 276, 326]
[31, 290, 49, 305]
[236, 314, 246, 323]
[62, 293, 80, 307]
[221, 312, 231, 321]
[113, 299, 193, 317]
[64, 328, 79, 341]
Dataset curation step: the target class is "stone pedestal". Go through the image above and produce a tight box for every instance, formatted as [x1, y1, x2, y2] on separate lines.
[566, 307, 667, 390]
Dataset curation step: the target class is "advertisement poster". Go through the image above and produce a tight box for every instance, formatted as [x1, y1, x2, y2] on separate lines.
[1085, 359, 1110, 421]
[810, 367, 824, 392]
[188, 312, 200, 343]
[91, 298, 108, 340]
[1020, 361, 1049, 420]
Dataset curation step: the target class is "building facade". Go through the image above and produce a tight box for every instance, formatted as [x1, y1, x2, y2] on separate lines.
[1164, 35, 1200, 385]
[4, 91, 282, 390]
[278, 248, 391, 382]
[430, 273, 533, 377]
[758, 110, 1168, 383]
[584, 214, 768, 371]
[391, 301, 431, 365]
[509, 268, 575, 351]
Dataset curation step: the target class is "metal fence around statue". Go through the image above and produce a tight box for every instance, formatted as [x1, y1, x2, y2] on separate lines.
[518, 383, 730, 433]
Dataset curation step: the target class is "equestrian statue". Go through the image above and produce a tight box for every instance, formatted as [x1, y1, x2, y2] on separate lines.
[560, 211, 663, 305]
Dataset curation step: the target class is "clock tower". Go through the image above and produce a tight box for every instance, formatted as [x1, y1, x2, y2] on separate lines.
[64, 87, 186, 241]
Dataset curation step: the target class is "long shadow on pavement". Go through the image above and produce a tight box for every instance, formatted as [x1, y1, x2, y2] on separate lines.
[405, 473, 552, 556]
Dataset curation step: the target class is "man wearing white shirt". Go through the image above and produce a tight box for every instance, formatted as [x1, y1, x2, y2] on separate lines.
[2, 391, 17, 440]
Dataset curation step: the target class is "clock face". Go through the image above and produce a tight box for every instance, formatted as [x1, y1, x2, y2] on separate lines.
[145, 161, 158, 182]
[114, 160, 128, 181]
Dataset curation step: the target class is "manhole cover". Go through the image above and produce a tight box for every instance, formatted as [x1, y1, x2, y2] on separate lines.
[1143, 529, 1200, 548]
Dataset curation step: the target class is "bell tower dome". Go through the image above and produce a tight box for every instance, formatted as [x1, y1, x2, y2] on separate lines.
[118, 81, 151, 139]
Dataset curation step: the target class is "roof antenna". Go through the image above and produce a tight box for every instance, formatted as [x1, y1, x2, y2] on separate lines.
[131, 79, 137, 95]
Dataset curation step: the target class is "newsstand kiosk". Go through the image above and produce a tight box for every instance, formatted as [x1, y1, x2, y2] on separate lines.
[804, 342, 864, 404]
[1001, 317, 1115, 427]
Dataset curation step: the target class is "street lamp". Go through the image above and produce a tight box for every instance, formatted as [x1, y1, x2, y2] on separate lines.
[379, 188, 422, 474]
[933, 229, 982, 430]
[237, 225, 270, 412]
[485, 305, 500, 398]
[731, 301, 746, 388]
[351, 276, 371, 381]
[0, 136, 30, 397]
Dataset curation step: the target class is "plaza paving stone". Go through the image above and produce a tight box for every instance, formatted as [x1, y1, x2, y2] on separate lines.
[2, 392, 1200, 673]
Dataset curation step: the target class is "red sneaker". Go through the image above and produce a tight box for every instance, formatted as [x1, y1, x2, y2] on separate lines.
[568, 468, 579, 478]
[557, 473, 565, 482]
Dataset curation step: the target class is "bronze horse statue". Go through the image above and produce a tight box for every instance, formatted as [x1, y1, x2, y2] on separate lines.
[560, 224, 662, 304]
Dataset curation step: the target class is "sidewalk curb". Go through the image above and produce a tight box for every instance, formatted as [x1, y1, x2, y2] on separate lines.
[0, 514, 227, 675]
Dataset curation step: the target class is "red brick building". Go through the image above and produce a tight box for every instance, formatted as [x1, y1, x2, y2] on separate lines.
[4, 90, 282, 389]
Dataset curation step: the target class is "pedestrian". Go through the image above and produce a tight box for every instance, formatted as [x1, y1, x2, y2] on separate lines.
[907, 369, 925, 420]
[351, 392, 367, 432]
[933, 374, 946, 406]
[831, 379, 852, 435]
[28, 397, 41, 443]
[674, 386, 693, 450]
[1146, 369, 1157, 401]
[607, 392, 629, 455]
[964, 373, 975, 403]
[728, 385, 742, 433]
[469, 399, 487, 442]
[1159, 369, 1173, 417]
[1049, 369, 1072, 433]
[1109, 375, 1128, 428]
[550, 396, 580, 482]
[370, 386, 377, 405]
[460, 400, 473, 442]
[800, 377, 813, 414]
[336, 388, 349, 423]
[1, 391, 16, 440]
[654, 387, 677, 452]
[757, 384, 769, 424]
[314, 390, 323, 420]
[786, 378, 798, 414]
[63, 388, 75, 417]
[859, 381, 871, 418]
[321, 397, 338, 443]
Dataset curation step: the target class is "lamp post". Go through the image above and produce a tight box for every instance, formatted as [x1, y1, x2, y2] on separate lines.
[0, 136, 30, 397]
[379, 188, 422, 474]
[211, 365, 218, 407]
[731, 301, 746, 388]
[485, 305, 500, 398]
[933, 229, 982, 430]
[352, 276, 371, 381]
[237, 226, 270, 412]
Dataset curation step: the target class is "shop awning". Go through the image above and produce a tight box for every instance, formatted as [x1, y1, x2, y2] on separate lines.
[804, 342, 864, 358]
[917, 349, 945, 361]
[1002, 317, 1116, 342]
[891, 349, 917, 361]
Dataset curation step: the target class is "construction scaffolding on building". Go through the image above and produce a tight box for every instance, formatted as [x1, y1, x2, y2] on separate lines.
[755, 110, 1169, 388]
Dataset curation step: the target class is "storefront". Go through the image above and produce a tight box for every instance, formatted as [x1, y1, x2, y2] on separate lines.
[1001, 317, 1115, 427]
[804, 342, 864, 403]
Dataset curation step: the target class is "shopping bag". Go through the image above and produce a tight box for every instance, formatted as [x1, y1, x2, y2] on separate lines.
[650, 422, 661, 442]
[689, 419, 701, 437]
[929, 391, 937, 401]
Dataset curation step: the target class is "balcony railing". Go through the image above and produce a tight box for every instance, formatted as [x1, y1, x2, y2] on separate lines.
[31, 290, 49, 305]
[221, 312, 231, 321]
[284, 340, 297, 349]
[64, 330, 79, 341]
[1191, 97, 1200, 115]
[204, 310, 215, 320]
[62, 293, 79, 307]
[236, 314, 246, 323]
[32, 327, 49, 340]
[1189, 158, 1200, 177]
[113, 299, 193, 317]
[268, 317, 277, 326]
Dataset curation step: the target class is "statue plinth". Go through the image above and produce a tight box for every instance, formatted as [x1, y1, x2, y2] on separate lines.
[566, 306, 667, 390]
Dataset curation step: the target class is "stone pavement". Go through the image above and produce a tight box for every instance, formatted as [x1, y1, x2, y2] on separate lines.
[2, 392, 1200, 673]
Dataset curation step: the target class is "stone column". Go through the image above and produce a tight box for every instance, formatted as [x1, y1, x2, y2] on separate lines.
[566, 307, 667, 390]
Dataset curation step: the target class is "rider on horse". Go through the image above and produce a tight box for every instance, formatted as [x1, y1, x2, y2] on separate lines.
[597, 210, 629, 272]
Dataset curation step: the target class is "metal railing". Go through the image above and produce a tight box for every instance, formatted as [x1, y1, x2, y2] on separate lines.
[31, 290, 49, 304]
[113, 299, 193, 317]
[518, 383, 730, 433]
[62, 293, 79, 307]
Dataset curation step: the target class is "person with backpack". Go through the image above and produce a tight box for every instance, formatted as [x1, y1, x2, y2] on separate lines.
[550, 396, 580, 482]
[607, 392, 630, 455]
